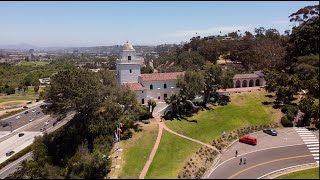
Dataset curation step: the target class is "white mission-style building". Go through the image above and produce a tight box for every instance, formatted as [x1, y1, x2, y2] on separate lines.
[116, 41, 184, 105]
[116, 41, 266, 104]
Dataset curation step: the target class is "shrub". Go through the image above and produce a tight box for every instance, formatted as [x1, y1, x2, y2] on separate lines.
[281, 115, 293, 127]
[287, 111, 296, 121]
[164, 110, 174, 120]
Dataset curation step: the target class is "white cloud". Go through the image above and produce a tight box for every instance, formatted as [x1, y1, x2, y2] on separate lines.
[168, 25, 252, 38]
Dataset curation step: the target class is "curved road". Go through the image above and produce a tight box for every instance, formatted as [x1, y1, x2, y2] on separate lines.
[208, 144, 316, 179]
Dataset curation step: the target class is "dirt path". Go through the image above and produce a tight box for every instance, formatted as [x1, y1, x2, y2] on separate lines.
[161, 121, 219, 151]
[139, 116, 219, 179]
[139, 116, 164, 179]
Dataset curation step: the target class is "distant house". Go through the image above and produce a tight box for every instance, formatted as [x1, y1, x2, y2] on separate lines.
[39, 78, 50, 85]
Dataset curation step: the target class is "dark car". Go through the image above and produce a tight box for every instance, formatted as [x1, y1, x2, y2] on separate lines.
[27, 101, 32, 104]
[57, 114, 66, 122]
[239, 135, 257, 145]
[24, 111, 29, 114]
[36, 111, 41, 115]
[6, 151, 15, 157]
[18, 133, 25, 137]
[53, 121, 57, 126]
[263, 128, 278, 136]
[23, 106, 28, 109]
[0, 121, 9, 127]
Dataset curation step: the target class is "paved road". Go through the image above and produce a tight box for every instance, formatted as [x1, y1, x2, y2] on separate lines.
[0, 112, 74, 178]
[0, 105, 45, 132]
[0, 152, 32, 179]
[208, 144, 315, 179]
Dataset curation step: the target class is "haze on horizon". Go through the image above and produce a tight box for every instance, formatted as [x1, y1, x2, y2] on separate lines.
[0, 1, 317, 47]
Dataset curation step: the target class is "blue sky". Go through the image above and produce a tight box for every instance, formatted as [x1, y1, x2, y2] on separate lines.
[0, 1, 317, 47]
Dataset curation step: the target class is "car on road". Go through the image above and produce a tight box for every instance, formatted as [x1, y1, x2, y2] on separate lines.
[239, 135, 257, 145]
[27, 101, 32, 104]
[24, 111, 29, 114]
[29, 118, 34, 122]
[0, 121, 9, 127]
[18, 133, 24, 137]
[57, 114, 67, 122]
[263, 128, 278, 136]
[40, 127, 46, 132]
[16, 116, 21, 120]
[6, 151, 15, 156]
[44, 121, 50, 126]
[53, 121, 57, 126]
[23, 106, 28, 109]
[32, 110, 36, 113]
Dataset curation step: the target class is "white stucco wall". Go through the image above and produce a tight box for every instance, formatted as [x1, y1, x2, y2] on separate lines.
[116, 63, 141, 84]
[140, 79, 180, 101]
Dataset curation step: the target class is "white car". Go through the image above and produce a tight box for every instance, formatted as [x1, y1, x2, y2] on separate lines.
[44, 121, 49, 126]
[32, 110, 36, 113]
[16, 116, 21, 120]
[29, 118, 34, 122]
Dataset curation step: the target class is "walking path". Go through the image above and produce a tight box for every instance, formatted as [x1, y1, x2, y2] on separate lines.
[139, 116, 163, 179]
[138, 115, 219, 179]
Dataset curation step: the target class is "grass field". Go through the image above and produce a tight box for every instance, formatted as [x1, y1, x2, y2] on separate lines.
[17, 61, 50, 66]
[0, 95, 38, 104]
[145, 131, 201, 179]
[165, 90, 282, 143]
[119, 123, 159, 179]
[276, 167, 319, 179]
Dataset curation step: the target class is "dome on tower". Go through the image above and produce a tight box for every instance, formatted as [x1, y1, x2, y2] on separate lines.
[123, 41, 134, 50]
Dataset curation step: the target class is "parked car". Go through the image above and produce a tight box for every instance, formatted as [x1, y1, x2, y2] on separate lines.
[36, 111, 41, 115]
[40, 127, 46, 132]
[53, 121, 57, 126]
[16, 116, 21, 120]
[32, 110, 36, 113]
[57, 114, 66, 122]
[24, 111, 29, 114]
[263, 128, 278, 136]
[23, 106, 28, 109]
[44, 121, 49, 126]
[18, 133, 24, 137]
[6, 151, 15, 157]
[29, 118, 34, 122]
[239, 135, 257, 145]
[27, 101, 32, 104]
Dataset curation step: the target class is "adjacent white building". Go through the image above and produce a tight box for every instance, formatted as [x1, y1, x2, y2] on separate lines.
[116, 41, 184, 104]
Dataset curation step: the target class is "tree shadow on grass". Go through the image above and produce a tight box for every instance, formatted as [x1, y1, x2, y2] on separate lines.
[133, 123, 143, 132]
[265, 94, 274, 98]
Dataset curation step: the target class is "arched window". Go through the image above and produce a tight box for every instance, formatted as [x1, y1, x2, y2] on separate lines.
[164, 83, 167, 89]
[249, 80, 254, 87]
[150, 84, 153, 90]
[242, 80, 247, 87]
[256, 79, 260, 86]
[236, 80, 241, 88]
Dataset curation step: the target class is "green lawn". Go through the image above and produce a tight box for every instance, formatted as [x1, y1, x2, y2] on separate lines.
[145, 131, 201, 179]
[165, 90, 282, 143]
[0, 95, 38, 103]
[17, 61, 50, 66]
[276, 167, 319, 179]
[119, 123, 159, 179]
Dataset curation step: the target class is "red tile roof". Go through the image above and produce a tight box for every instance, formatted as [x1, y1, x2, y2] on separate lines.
[141, 72, 185, 81]
[125, 82, 146, 91]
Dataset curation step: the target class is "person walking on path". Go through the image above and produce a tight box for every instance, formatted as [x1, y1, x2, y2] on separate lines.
[243, 157, 246, 164]
[235, 150, 238, 157]
[239, 157, 242, 165]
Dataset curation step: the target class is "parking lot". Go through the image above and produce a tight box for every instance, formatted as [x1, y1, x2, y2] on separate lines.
[218, 127, 305, 163]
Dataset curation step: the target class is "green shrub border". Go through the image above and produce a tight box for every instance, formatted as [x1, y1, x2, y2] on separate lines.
[0, 145, 32, 170]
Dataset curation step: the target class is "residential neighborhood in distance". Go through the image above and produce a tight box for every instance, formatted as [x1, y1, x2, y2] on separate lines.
[0, 1, 319, 180]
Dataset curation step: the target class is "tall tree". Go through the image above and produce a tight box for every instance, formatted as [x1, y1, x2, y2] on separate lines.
[177, 71, 204, 100]
[203, 63, 223, 103]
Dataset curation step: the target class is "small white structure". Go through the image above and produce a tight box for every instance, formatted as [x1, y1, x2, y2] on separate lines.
[116, 41, 184, 104]
[39, 78, 50, 85]
[232, 71, 265, 88]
